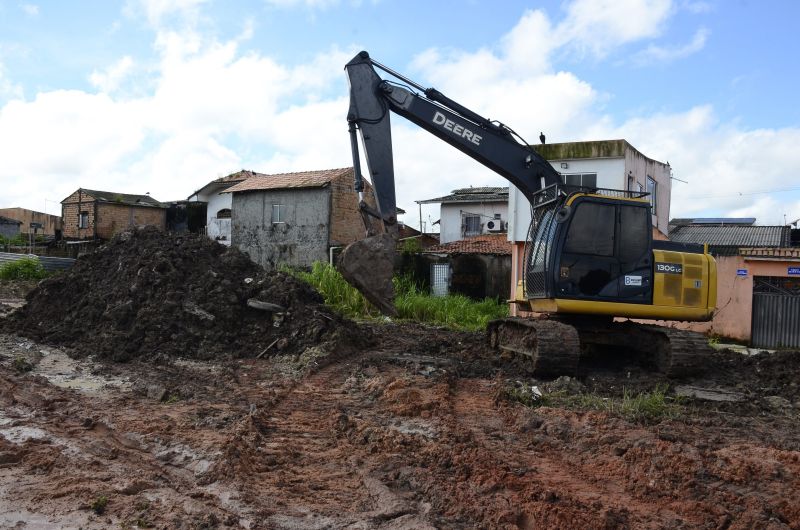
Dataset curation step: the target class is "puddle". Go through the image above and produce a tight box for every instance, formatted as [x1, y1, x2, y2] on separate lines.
[34, 350, 132, 394]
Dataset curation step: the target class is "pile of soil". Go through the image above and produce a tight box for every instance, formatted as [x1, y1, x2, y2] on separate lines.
[4, 227, 364, 361]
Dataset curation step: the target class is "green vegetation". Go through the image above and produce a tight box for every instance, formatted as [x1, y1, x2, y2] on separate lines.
[13, 356, 33, 374]
[285, 262, 508, 331]
[91, 495, 108, 515]
[505, 383, 682, 423]
[0, 233, 27, 246]
[0, 256, 48, 280]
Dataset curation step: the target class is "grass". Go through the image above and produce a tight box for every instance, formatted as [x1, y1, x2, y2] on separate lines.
[504, 382, 681, 423]
[284, 262, 508, 331]
[0, 256, 49, 280]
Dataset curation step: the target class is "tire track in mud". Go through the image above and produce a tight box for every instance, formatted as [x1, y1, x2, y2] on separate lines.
[440, 379, 692, 528]
[208, 353, 436, 529]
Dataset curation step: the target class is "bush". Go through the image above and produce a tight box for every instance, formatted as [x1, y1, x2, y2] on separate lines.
[0, 256, 49, 280]
[286, 262, 508, 331]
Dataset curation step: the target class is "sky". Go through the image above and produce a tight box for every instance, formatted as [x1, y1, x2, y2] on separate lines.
[1, 0, 799, 231]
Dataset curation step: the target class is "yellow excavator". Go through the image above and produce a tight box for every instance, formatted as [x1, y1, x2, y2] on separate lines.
[338, 51, 716, 377]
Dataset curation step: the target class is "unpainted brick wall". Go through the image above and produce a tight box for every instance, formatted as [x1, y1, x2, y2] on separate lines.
[61, 190, 97, 239]
[95, 203, 166, 239]
[329, 170, 378, 246]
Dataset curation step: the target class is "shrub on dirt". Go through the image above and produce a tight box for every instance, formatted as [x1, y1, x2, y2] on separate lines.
[0, 257, 48, 280]
[12, 356, 33, 373]
[90, 495, 108, 515]
[4, 227, 363, 362]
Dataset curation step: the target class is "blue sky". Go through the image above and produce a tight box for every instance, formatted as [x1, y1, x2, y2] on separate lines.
[1, 0, 799, 228]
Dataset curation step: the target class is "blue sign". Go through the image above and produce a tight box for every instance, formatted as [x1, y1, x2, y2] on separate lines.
[789, 267, 800, 276]
[736, 269, 748, 277]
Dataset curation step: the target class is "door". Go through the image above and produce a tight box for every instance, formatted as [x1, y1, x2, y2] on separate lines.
[751, 276, 800, 349]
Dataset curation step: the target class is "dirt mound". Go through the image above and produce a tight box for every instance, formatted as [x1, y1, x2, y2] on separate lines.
[4, 227, 364, 361]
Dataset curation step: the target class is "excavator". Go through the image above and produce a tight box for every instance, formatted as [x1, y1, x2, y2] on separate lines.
[338, 51, 716, 377]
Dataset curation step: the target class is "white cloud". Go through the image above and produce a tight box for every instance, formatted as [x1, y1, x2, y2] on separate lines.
[1, 0, 796, 232]
[125, 0, 209, 27]
[633, 27, 709, 65]
[263, 0, 341, 9]
[89, 56, 135, 93]
[20, 3, 39, 16]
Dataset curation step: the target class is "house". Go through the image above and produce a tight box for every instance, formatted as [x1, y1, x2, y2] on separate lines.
[421, 234, 512, 299]
[0, 208, 63, 238]
[417, 187, 509, 244]
[187, 170, 251, 245]
[665, 218, 799, 348]
[0, 215, 22, 240]
[224, 167, 375, 269]
[61, 188, 166, 240]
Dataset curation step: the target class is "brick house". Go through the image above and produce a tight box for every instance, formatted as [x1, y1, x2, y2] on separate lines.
[225, 167, 376, 269]
[0, 208, 63, 238]
[61, 188, 167, 240]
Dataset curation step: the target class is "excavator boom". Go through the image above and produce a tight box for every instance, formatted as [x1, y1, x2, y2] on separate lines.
[340, 50, 560, 313]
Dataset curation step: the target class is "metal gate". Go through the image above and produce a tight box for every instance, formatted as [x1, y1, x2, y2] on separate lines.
[430, 263, 449, 297]
[751, 276, 800, 349]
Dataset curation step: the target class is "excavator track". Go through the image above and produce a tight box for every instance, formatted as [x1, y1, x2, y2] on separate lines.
[489, 318, 712, 378]
[487, 318, 580, 377]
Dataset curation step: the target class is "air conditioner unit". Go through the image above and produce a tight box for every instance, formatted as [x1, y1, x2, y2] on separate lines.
[486, 220, 505, 232]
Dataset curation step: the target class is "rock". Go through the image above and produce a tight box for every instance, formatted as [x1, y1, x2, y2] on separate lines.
[674, 385, 745, 402]
[764, 395, 792, 410]
[247, 299, 287, 313]
[146, 384, 168, 402]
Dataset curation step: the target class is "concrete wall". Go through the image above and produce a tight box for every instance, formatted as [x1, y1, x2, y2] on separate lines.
[232, 187, 331, 269]
[508, 145, 671, 242]
[509, 158, 625, 242]
[439, 202, 509, 244]
[0, 208, 62, 236]
[0, 219, 20, 239]
[625, 148, 671, 236]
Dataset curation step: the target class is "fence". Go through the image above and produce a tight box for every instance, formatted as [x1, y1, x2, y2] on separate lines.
[0, 252, 76, 273]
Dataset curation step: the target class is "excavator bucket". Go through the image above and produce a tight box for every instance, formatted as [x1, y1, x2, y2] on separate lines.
[337, 233, 398, 317]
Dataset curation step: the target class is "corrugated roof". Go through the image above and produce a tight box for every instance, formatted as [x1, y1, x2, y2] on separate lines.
[670, 225, 789, 249]
[224, 167, 352, 193]
[418, 187, 508, 204]
[64, 189, 165, 208]
[423, 233, 511, 255]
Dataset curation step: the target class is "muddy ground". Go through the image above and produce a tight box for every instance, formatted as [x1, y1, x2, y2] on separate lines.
[1, 271, 800, 529]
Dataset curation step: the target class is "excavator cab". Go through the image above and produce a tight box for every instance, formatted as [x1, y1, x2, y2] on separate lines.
[525, 185, 653, 303]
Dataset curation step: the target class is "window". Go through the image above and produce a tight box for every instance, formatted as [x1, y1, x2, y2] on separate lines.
[216, 208, 231, 219]
[561, 173, 598, 188]
[647, 176, 657, 214]
[494, 213, 502, 219]
[78, 211, 89, 229]
[271, 204, 285, 224]
[563, 202, 615, 257]
[463, 214, 481, 236]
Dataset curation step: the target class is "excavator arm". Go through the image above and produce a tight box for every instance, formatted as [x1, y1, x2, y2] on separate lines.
[339, 50, 561, 314]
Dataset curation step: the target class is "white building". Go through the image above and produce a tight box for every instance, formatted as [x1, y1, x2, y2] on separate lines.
[509, 139, 671, 243]
[417, 187, 509, 244]
[187, 171, 252, 245]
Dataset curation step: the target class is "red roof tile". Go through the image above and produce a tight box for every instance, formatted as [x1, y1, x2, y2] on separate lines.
[224, 168, 352, 193]
[423, 233, 511, 255]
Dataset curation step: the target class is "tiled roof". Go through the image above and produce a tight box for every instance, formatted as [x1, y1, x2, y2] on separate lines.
[224, 168, 352, 193]
[423, 233, 511, 255]
[669, 225, 789, 250]
[66, 189, 165, 208]
[418, 186, 508, 204]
